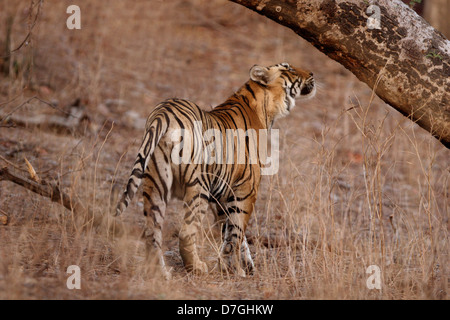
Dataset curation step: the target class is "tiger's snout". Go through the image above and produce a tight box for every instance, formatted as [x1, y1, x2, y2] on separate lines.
[300, 77, 316, 97]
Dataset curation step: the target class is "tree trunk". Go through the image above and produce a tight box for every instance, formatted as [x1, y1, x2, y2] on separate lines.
[424, 0, 450, 39]
[229, 0, 450, 149]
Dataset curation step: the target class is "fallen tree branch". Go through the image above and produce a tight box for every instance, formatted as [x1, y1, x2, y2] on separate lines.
[0, 166, 83, 213]
[246, 232, 289, 248]
[246, 231, 330, 251]
[0, 106, 90, 135]
[0, 166, 139, 237]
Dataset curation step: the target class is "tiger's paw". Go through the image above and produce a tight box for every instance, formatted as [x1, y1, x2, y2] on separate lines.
[162, 267, 173, 280]
[241, 258, 255, 276]
[216, 257, 246, 278]
[187, 260, 209, 275]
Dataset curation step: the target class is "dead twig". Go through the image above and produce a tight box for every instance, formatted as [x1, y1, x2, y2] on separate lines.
[0, 209, 8, 225]
[23, 156, 40, 183]
[0, 154, 26, 172]
[10, 0, 43, 54]
[0, 93, 21, 109]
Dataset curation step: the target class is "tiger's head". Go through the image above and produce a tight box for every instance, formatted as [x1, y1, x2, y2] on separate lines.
[248, 62, 315, 126]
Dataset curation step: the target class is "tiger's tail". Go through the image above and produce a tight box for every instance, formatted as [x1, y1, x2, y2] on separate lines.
[115, 119, 168, 217]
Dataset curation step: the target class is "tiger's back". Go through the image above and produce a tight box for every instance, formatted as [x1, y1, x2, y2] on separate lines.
[138, 97, 262, 201]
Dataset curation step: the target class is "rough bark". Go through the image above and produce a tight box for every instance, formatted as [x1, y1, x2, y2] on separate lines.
[229, 0, 450, 148]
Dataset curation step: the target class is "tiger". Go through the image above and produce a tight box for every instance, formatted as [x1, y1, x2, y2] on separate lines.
[115, 62, 315, 278]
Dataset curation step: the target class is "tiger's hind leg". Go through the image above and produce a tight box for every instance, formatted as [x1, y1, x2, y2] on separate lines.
[142, 157, 172, 280]
[214, 205, 255, 275]
[142, 201, 171, 280]
[217, 195, 257, 277]
[179, 187, 210, 275]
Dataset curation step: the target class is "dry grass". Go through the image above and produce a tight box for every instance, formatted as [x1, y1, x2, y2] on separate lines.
[0, 0, 448, 300]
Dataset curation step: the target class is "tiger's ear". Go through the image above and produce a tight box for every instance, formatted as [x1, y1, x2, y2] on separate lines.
[250, 65, 271, 85]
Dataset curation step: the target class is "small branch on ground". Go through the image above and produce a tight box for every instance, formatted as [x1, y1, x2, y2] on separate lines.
[246, 233, 289, 248]
[246, 231, 325, 250]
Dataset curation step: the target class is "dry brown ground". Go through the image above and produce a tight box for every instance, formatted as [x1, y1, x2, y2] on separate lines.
[0, 0, 448, 299]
